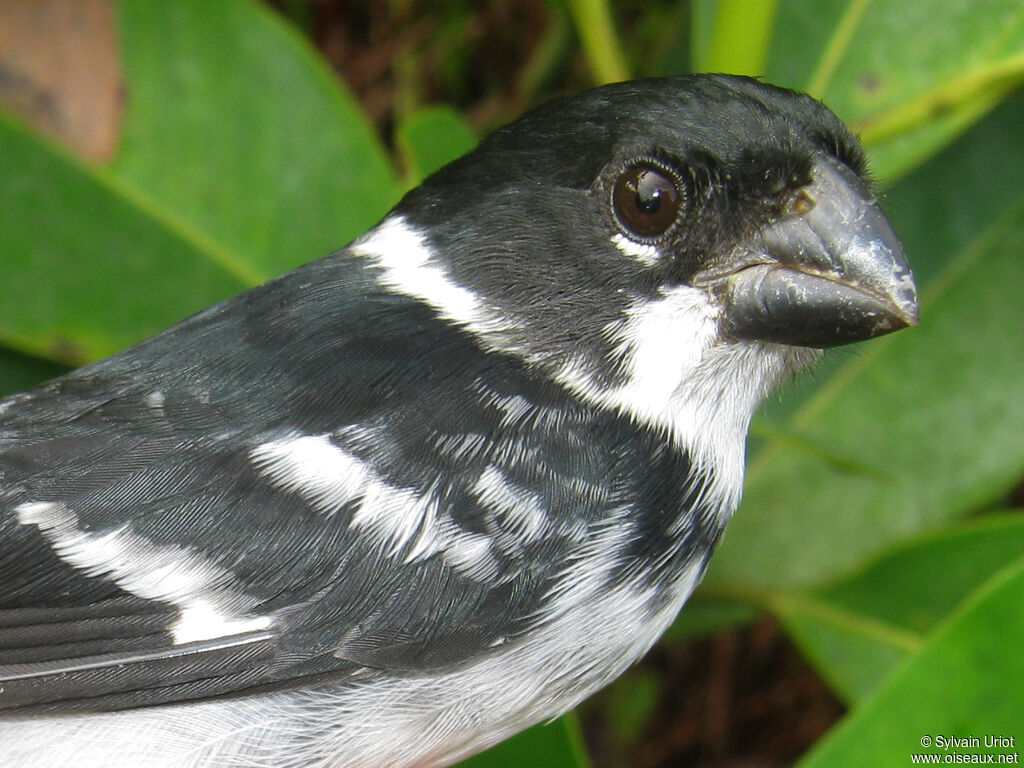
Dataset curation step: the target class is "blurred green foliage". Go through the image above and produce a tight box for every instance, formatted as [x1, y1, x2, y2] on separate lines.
[1, 1, 1022, 766]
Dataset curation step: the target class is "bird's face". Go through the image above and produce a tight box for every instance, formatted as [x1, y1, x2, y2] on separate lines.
[358, 75, 918, 470]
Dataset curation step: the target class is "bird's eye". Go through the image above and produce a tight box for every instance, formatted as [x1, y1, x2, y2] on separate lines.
[612, 164, 682, 239]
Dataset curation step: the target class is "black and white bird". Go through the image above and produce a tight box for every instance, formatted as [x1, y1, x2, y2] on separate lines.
[0, 75, 918, 768]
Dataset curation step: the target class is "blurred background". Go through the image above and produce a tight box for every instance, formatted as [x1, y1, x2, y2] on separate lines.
[1, 1, 1022, 766]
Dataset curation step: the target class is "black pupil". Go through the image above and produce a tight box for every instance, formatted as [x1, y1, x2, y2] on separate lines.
[635, 172, 670, 214]
[613, 165, 681, 238]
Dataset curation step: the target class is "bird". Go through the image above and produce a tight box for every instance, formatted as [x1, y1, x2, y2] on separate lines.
[0, 74, 918, 768]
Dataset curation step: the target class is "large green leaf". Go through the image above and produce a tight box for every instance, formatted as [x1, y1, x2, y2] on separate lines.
[779, 514, 1024, 703]
[0, 113, 249, 363]
[883, 90, 1024, 287]
[767, 0, 1024, 182]
[0, 0, 400, 368]
[113, 0, 400, 283]
[797, 557, 1024, 768]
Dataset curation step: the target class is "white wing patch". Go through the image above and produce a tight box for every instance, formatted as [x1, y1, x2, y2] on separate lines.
[14, 501, 271, 645]
[474, 466, 547, 543]
[537, 505, 637, 625]
[250, 434, 553, 581]
[249, 434, 369, 514]
[437, 527, 500, 581]
[144, 390, 165, 412]
[250, 434, 440, 557]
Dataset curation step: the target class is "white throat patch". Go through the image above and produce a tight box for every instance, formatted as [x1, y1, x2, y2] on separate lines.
[554, 284, 719, 440]
[554, 285, 802, 512]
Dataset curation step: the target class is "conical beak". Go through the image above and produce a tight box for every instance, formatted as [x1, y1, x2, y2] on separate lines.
[719, 156, 919, 348]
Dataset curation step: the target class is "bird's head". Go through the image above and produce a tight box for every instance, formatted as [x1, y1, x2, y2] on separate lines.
[356, 74, 918, 472]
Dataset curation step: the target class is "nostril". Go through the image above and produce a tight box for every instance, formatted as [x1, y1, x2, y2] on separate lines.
[788, 189, 816, 216]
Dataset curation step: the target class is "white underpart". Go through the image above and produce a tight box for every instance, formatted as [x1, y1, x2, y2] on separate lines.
[352, 215, 513, 344]
[0, 551, 707, 768]
[611, 232, 661, 266]
[250, 434, 439, 556]
[14, 501, 271, 645]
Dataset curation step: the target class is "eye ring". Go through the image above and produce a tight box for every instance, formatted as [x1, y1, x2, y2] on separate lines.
[611, 162, 684, 241]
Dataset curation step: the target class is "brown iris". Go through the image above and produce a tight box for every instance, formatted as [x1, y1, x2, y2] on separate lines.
[612, 165, 682, 239]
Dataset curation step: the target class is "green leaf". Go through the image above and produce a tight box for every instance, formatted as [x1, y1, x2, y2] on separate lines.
[0, 0, 402, 366]
[778, 515, 1024, 703]
[0, 113, 249, 364]
[763, 0, 853, 90]
[0, 349, 67, 399]
[701, 0, 779, 75]
[664, 595, 758, 641]
[113, 0, 400, 282]
[565, 0, 630, 84]
[396, 105, 477, 186]
[706, 98, 1024, 592]
[597, 670, 662, 756]
[856, 79, 1018, 185]
[688, 0, 717, 74]
[456, 715, 590, 768]
[796, 557, 1024, 768]
[767, 0, 1024, 182]
[883, 90, 1024, 288]
[781, 603, 911, 704]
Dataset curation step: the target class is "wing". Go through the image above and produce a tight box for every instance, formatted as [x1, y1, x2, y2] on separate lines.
[1, 253, 693, 712]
